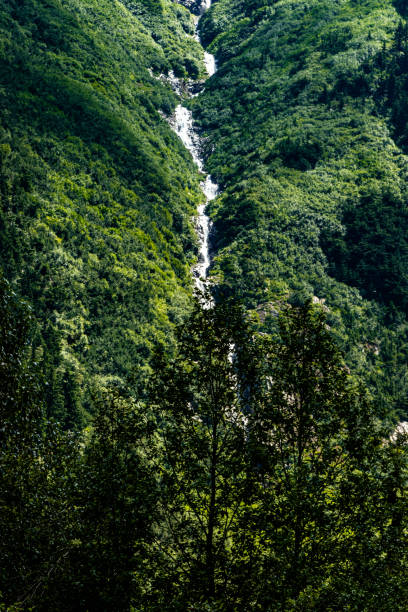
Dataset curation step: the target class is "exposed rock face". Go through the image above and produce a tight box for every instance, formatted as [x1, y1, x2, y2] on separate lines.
[189, 80, 205, 96]
[176, 0, 203, 16]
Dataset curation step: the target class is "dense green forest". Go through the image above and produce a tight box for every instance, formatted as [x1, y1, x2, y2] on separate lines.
[2, 278, 408, 609]
[0, 0, 207, 424]
[2, 0, 408, 608]
[195, 0, 408, 418]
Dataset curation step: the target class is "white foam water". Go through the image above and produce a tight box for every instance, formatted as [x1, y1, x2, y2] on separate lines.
[204, 52, 216, 77]
[171, 0, 218, 294]
[172, 105, 218, 293]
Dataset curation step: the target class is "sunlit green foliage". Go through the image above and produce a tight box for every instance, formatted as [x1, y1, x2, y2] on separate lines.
[0, 0, 207, 420]
[1, 0, 408, 607]
[195, 0, 408, 418]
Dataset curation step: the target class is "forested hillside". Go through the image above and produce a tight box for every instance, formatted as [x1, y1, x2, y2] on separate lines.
[2, 0, 408, 609]
[196, 0, 408, 418]
[0, 0, 206, 423]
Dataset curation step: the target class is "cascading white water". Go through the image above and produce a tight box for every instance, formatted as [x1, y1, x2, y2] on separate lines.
[193, 11, 217, 78]
[171, 0, 218, 293]
[203, 51, 216, 78]
[172, 106, 217, 292]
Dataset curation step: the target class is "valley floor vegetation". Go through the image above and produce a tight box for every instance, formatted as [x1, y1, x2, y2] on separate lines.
[1, 276, 408, 610]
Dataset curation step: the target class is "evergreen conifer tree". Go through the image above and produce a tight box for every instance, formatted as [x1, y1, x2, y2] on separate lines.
[240, 302, 408, 610]
[147, 295, 260, 609]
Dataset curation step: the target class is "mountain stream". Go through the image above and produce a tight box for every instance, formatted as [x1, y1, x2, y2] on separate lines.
[171, 1, 218, 293]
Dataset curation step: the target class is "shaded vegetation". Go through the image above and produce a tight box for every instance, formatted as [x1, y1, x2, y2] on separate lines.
[1, 289, 407, 610]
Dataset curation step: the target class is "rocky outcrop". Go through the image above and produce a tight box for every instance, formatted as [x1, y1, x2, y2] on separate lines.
[176, 0, 203, 15]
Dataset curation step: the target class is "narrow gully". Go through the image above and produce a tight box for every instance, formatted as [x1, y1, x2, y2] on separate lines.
[172, 0, 218, 293]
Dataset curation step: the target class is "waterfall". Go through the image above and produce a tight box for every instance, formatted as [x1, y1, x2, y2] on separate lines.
[171, 0, 218, 293]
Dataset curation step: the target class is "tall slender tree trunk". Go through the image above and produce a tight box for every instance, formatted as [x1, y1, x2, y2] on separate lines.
[206, 419, 217, 598]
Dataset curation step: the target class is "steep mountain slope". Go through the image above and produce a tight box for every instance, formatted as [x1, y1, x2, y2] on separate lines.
[0, 0, 206, 421]
[196, 0, 408, 417]
[3, 0, 408, 423]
